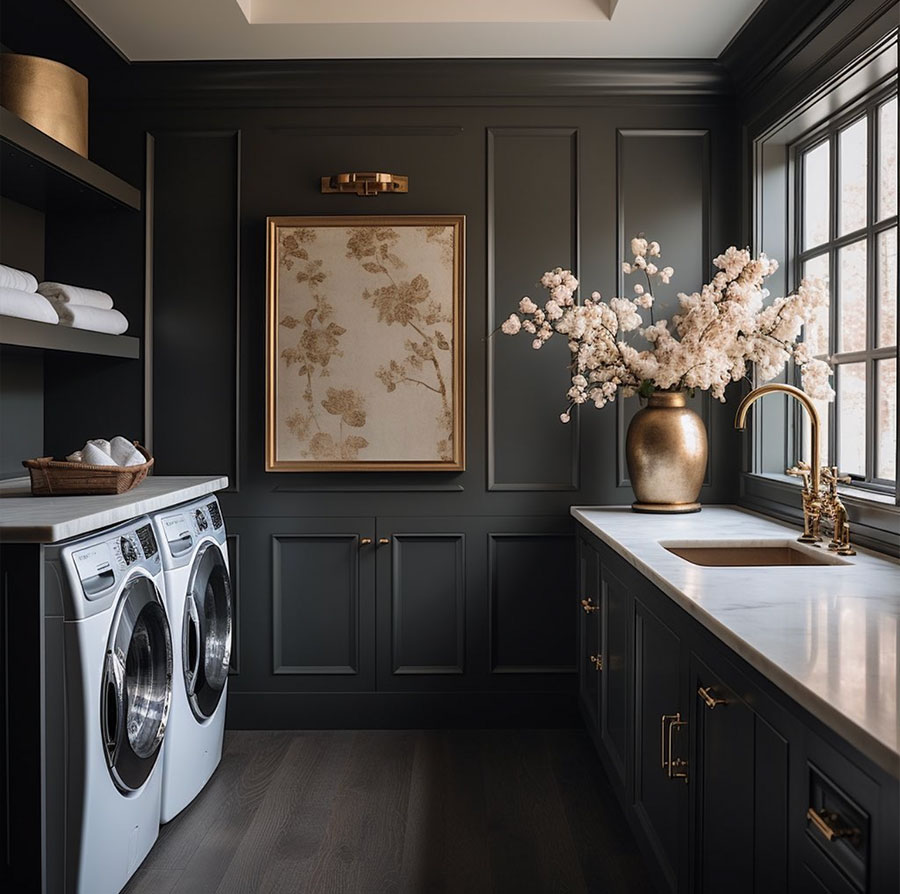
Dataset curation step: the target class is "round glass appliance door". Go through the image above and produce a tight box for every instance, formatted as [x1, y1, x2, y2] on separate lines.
[101, 574, 173, 793]
[183, 542, 232, 721]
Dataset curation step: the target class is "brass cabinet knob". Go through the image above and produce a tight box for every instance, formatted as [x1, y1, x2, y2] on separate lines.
[580, 597, 600, 613]
[360, 538, 373, 546]
[589, 653, 603, 671]
[378, 537, 391, 545]
[698, 685, 727, 709]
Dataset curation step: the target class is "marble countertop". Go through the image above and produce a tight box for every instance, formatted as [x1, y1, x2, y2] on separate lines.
[0, 475, 229, 543]
[572, 505, 900, 779]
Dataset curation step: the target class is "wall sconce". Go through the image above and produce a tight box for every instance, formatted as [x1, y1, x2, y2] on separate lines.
[321, 172, 409, 196]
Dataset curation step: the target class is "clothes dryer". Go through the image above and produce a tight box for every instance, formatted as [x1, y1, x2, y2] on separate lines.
[151, 495, 232, 822]
[45, 516, 172, 894]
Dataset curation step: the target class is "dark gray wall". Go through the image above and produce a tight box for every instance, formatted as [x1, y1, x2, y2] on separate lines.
[1, 0, 746, 728]
[102, 65, 741, 727]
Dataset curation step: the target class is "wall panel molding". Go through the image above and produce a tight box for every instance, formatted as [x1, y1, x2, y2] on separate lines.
[391, 533, 466, 674]
[487, 126, 581, 491]
[488, 532, 577, 674]
[271, 533, 360, 674]
[150, 128, 241, 491]
[615, 128, 712, 490]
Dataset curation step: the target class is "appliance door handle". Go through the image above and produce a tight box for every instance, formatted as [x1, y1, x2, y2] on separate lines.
[183, 596, 202, 696]
[101, 649, 125, 761]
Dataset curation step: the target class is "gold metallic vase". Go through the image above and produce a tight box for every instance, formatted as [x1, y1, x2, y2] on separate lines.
[0, 53, 88, 157]
[626, 391, 707, 513]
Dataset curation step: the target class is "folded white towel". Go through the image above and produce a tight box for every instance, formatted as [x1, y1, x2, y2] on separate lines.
[0, 265, 38, 293]
[82, 443, 118, 466]
[53, 304, 128, 335]
[110, 436, 144, 466]
[66, 450, 84, 463]
[38, 282, 114, 310]
[0, 287, 59, 324]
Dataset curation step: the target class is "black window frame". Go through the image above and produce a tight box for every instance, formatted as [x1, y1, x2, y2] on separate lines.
[789, 80, 898, 494]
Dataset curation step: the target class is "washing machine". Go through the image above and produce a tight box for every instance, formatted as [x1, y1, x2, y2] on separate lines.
[151, 495, 232, 823]
[44, 515, 172, 894]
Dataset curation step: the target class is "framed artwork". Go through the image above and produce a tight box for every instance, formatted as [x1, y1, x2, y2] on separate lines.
[266, 215, 465, 471]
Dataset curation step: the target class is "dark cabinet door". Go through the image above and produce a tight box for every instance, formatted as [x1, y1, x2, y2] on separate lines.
[691, 655, 755, 894]
[376, 518, 469, 691]
[600, 563, 631, 789]
[633, 598, 688, 894]
[577, 536, 601, 732]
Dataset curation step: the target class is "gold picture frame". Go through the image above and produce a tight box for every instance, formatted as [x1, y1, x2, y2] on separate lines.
[266, 215, 465, 471]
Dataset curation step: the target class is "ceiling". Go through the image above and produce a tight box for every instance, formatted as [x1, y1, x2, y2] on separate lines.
[69, 0, 764, 61]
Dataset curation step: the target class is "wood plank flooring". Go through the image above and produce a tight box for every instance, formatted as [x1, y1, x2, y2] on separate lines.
[124, 730, 653, 894]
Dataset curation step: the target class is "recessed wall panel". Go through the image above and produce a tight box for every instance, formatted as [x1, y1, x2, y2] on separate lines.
[391, 534, 465, 674]
[488, 128, 579, 490]
[489, 533, 576, 672]
[272, 534, 359, 674]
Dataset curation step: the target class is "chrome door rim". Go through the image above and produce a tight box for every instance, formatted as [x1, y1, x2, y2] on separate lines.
[183, 541, 232, 721]
[101, 573, 172, 793]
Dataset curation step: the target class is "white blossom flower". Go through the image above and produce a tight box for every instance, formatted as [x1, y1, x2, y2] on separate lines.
[532, 338, 543, 350]
[560, 412, 571, 423]
[519, 296, 537, 314]
[622, 262, 632, 274]
[500, 313, 521, 335]
[646, 263, 658, 276]
[633, 283, 645, 295]
[648, 241, 661, 256]
[631, 237, 648, 257]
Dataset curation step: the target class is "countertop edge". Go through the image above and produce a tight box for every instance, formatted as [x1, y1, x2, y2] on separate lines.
[0, 475, 230, 543]
[571, 506, 900, 780]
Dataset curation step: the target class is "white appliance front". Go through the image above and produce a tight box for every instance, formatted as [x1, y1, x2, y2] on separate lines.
[152, 496, 232, 823]
[54, 517, 172, 894]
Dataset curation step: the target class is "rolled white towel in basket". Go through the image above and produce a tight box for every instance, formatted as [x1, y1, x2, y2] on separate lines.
[0, 287, 60, 324]
[0, 265, 38, 293]
[38, 282, 115, 310]
[53, 304, 129, 335]
[82, 443, 118, 466]
[110, 436, 144, 466]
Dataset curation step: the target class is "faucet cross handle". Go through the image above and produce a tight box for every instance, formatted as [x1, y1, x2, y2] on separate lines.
[821, 466, 851, 493]
[787, 463, 813, 492]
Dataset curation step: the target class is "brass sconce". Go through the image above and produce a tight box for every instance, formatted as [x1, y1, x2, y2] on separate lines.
[321, 172, 408, 196]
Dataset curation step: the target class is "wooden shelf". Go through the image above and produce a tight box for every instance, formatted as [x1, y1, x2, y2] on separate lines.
[0, 108, 141, 213]
[0, 316, 140, 359]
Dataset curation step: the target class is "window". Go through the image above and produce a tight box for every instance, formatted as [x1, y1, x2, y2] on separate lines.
[793, 86, 898, 492]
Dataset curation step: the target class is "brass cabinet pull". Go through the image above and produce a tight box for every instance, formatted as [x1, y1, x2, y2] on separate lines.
[660, 712, 688, 782]
[580, 597, 600, 613]
[359, 538, 373, 545]
[378, 538, 391, 545]
[806, 808, 861, 846]
[590, 653, 603, 671]
[698, 685, 727, 709]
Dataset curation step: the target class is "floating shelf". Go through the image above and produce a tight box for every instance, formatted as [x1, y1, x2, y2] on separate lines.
[0, 108, 141, 213]
[0, 316, 140, 359]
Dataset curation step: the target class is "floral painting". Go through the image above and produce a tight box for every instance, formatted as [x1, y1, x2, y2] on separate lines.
[266, 216, 465, 471]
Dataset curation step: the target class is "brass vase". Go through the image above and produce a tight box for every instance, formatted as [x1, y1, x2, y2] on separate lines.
[625, 391, 707, 513]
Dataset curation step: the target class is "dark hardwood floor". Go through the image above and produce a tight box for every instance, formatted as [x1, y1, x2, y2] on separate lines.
[124, 729, 654, 894]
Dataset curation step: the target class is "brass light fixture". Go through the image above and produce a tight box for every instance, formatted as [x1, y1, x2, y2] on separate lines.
[321, 172, 408, 196]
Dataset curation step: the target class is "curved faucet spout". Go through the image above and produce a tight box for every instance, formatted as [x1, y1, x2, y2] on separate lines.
[734, 383, 821, 496]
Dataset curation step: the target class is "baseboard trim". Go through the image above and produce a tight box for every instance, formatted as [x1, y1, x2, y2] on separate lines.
[226, 690, 579, 729]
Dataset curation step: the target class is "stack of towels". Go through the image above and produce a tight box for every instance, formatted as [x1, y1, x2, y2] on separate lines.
[0, 263, 129, 335]
[67, 436, 145, 467]
[0, 264, 59, 323]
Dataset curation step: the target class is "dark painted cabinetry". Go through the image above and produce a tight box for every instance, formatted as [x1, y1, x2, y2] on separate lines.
[576, 526, 899, 894]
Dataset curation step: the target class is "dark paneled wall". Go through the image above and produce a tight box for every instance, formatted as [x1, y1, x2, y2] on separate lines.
[103, 69, 740, 727]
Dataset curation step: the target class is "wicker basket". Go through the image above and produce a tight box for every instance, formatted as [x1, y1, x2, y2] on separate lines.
[23, 443, 153, 496]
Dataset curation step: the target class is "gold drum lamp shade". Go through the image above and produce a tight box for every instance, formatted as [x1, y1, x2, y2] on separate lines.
[0, 54, 89, 157]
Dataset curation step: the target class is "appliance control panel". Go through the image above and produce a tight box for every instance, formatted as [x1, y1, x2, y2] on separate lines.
[71, 521, 161, 599]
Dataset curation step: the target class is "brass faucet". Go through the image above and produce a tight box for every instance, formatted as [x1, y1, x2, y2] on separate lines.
[734, 383, 855, 556]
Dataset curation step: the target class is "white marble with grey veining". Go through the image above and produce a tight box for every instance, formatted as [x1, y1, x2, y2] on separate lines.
[0, 475, 229, 543]
[572, 505, 900, 778]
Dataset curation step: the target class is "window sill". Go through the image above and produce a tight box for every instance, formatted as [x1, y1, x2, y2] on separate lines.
[739, 473, 899, 557]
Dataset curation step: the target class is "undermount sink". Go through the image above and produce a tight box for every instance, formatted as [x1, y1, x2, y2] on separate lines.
[661, 540, 850, 567]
